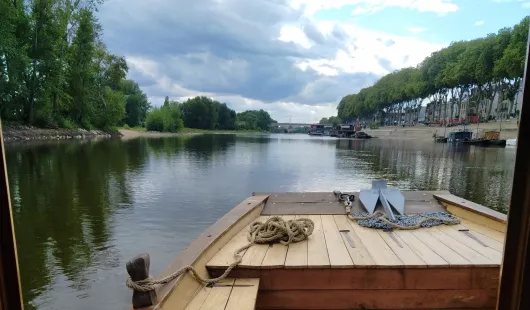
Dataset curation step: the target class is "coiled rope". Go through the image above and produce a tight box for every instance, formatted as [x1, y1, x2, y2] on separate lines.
[334, 190, 460, 230]
[126, 216, 314, 292]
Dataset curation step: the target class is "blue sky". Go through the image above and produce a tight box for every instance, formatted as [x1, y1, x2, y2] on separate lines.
[98, 0, 530, 123]
[314, 0, 530, 43]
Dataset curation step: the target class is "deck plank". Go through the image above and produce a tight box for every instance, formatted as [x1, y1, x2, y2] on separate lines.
[459, 219, 506, 243]
[394, 230, 448, 266]
[348, 221, 402, 267]
[284, 215, 309, 268]
[333, 215, 375, 266]
[184, 278, 234, 310]
[260, 215, 295, 268]
[224, 278, 259, 310]
[377, 229, 426, 267]
[436, 225, 503, 263]
[321, 215, 354, 267]
[428, 228, 496, 266]
[306, 215, 330, 268]
[198, 279, 234, 310]
[207, 223, 252, 268]
[412, 229, 471, 266]
[239, 216, 270, 268]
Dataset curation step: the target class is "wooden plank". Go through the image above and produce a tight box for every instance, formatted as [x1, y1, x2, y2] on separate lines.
[198, 279, 234, 310]
[210, 267, 499, 290]
[260, 215, 295, 268]
[435, 194, 507, 223]
[321, 215, 354, 267]
[437, 225, 503, 263]
[394, 230, 448, 266]
[377, 230, 426, 267]
[412, 229, 471, 266]
[348, 221, 402, 267]
[239, 216, 270, 268]
[332, 215, 375, 266]
[428, 228, 496, 266]
[459, 219, 506, 243]
[254, 192, 339, 203]
[261, 202, 345, 215]
[444, 203, 506, 233]
[224, 278, 259, 310]
[158, 196, 268, 310]
[306, 215, 330, 268]
[207, 223, 252, 268]
[284, 215, 309, 268]
[260, 191, 448, 215]
[257, 289, 498, 309]
[184, 278, 234, 310]
[0, 125, 23, 310]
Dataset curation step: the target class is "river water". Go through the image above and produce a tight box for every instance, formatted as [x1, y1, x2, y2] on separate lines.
[5, 134, 515, 309]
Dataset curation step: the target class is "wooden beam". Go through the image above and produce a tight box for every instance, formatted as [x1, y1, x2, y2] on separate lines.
[0, 121, 24, 310]
[497, 24, 530, 310]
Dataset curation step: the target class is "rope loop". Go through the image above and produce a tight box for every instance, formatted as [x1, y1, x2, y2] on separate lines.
[126, 217, 314, 292]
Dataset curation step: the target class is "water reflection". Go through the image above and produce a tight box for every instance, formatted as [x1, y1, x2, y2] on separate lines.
[5, 134, 515, 309]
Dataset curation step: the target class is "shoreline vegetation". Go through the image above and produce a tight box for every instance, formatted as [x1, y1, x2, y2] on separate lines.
[2, 1, 277, 139]
[337, 17, 529, 126]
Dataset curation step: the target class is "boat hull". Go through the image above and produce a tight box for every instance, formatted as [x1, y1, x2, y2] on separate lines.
[128, 191, 506, 310]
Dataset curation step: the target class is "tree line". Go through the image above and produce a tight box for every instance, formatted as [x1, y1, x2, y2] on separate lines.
[338, 16, 529, 125]
[1, 0, 151, 130]
[146, 96, 277, 132]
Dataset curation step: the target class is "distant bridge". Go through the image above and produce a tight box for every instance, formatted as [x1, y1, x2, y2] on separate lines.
[271, 123, 313, 129]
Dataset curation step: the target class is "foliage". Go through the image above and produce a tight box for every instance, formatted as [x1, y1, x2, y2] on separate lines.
[180, 96, 236, 130]
[0, 0, 150, 130]
[338, 16, 530, 124]
[319, 116, 342, 125]
[146, 102, 184, 132]
[236, 110, 277, 131]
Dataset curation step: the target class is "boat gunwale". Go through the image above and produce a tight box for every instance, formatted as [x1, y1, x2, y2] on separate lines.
[433, 193, 507, 223]
[132, 195, 269, 310]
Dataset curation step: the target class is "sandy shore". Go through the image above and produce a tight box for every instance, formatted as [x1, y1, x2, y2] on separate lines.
[118, 129, 202, 140]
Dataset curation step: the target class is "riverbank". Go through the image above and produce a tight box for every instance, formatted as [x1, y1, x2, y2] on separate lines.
[119, 128, 262, 140]
[364, 120, 519, 140]
[2, 125, 119, 142]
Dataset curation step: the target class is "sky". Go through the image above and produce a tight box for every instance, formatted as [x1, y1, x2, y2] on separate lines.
[97, 0, 530, 123]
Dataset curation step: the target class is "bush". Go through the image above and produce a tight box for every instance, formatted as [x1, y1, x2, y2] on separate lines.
[146, 103, 184, 132]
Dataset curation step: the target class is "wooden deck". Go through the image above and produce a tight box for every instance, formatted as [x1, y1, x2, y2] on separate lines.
[207, 214, 504, 270]
[140, 191, 506, 310]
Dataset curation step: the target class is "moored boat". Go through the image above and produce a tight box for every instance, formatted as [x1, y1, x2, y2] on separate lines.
[125, 187, 506, 310]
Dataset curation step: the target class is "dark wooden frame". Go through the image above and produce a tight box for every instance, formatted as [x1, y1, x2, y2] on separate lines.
[496, 25, 530, 310]
[0, 122, 24, 310]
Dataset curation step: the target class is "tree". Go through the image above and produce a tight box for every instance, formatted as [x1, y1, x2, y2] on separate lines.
[120, 80, 150, 127]
[236, 110, 276, 131]
[0, 0, 149, 131]
[338, 16, 529, 125]
[145, 101, 183, 132]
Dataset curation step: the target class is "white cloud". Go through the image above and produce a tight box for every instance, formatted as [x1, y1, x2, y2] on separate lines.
[474, 20, 485, 26]
[522, 1, 530, 8]
[291, 0, 458, 16]
[99, 0, 446, 122]
[408, 27, 426, 33]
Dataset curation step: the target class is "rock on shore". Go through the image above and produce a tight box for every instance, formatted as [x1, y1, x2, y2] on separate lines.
[2, 125, 120, 141]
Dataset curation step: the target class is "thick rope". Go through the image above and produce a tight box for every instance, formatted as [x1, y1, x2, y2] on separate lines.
[334, 190, 460, 230]
[126, 216, 314, 292]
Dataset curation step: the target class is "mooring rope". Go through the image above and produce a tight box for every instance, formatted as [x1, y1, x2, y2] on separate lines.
[334, 190, 460, 230]
[126, 216, 314, 292]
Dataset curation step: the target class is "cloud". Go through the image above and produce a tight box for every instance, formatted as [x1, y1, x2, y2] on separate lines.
[408, 27, 426, 33]
[97, 0, 444, 122]
[474, 20, 485, 26]
[292, 0, 459, 16]
[522, 1, 530, 8]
